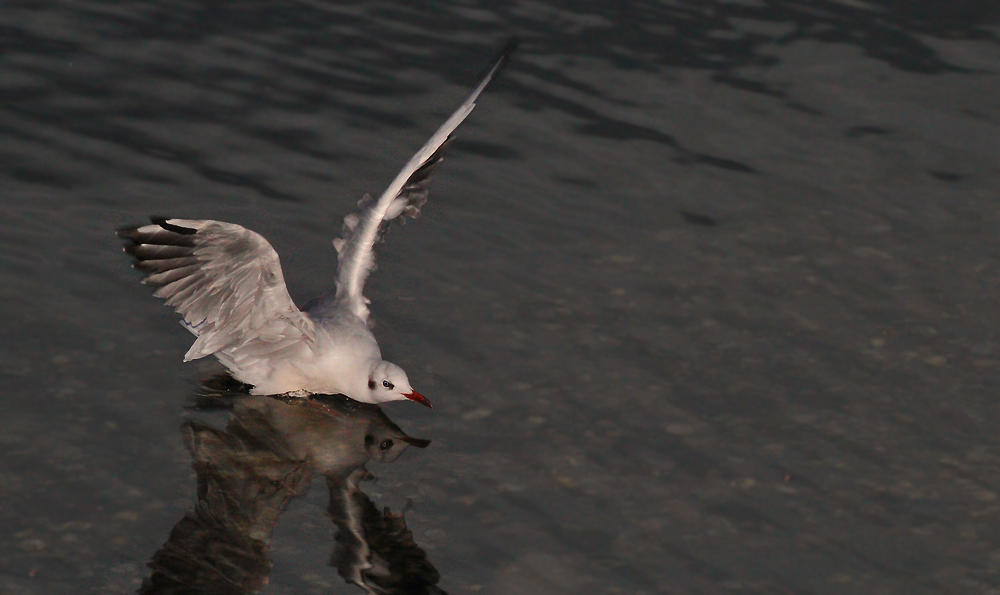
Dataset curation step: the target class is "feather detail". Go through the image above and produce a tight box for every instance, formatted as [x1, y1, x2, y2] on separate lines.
[117, 217, 316, 364]
[331, 40, 516, 323]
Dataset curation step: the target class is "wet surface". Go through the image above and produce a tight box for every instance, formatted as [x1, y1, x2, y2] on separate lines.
[2, 1, 1000, 593]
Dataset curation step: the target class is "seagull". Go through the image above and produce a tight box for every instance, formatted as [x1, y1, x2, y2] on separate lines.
[117, 40, 517, 408]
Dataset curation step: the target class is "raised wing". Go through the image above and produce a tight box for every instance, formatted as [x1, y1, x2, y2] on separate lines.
[117, 217, 316, 363]
[333, 39, 517, 322]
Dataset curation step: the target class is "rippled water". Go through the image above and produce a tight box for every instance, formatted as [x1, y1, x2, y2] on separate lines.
[3, 1, 1000, 594]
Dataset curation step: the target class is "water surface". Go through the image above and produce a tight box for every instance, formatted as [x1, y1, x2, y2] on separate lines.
[3, 1, 1000, 594]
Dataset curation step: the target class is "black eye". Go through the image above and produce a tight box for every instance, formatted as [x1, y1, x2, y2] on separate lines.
[368, 379, 376, 389]
[382, 380, 393, 389]
[379, 439, 393, 451]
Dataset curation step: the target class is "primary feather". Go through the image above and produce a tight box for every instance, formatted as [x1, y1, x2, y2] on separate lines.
[333, 39, 516, 322]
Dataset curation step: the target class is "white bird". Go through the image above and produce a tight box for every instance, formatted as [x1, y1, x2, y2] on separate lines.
[117, 40, 517, 407]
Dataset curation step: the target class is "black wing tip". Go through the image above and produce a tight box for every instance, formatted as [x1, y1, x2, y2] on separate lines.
[481, 36, 519, 83]
[114, 216, 198, 239]
[150, 216, 198, 235]
[499, 36, 519, 60]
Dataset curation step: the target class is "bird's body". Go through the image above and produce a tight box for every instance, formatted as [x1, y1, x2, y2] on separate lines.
[118, 41, 516, 407]
[226, 301, 380, 398]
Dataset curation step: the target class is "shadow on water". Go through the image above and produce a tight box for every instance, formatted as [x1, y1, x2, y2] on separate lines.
[136, 376, 440, 595]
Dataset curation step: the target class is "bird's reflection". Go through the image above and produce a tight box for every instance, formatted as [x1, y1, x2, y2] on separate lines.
[138, 376, 442, 595]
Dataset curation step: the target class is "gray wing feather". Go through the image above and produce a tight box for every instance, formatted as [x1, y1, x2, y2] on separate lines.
[333, 40, 516, 322]
[118, 218, 316, 363]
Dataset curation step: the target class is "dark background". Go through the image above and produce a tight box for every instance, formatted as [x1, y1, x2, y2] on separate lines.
[2, 1, 1000, 593]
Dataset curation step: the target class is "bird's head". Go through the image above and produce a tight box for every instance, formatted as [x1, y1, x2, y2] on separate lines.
[364, 428, 431, 462]
[366, 361, 432, 408]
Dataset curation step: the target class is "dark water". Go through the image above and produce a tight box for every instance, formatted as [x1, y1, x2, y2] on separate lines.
[3, 1, 1000, 593]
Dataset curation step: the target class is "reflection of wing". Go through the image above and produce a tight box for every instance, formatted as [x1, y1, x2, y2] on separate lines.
[118, 218, 316, 366]
[140, 386, 434, 594]
[328, 469, 447, 595]
[333, 39, 517, 323]
[139, 419, 312, 594]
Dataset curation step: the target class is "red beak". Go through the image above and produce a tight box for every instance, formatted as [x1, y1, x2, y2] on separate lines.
[403, 391, 433, 408]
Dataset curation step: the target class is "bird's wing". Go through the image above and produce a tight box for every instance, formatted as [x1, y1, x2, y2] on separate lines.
[333, 39, 517, 322]
[117, 217, 316, 364]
